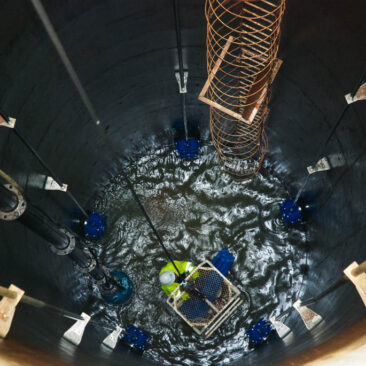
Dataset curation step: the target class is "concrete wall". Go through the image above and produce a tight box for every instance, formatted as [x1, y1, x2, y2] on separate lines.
[0, 1, 365, 365]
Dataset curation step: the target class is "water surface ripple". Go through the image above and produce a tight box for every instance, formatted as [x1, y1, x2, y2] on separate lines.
[91, 145, 306, 365]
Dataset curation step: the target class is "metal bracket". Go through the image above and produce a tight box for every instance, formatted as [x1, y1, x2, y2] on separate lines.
[0, 284, 24, 338]
[102, 325, 124, 349]
[307, 157, 331, 174]
[0, 184, 27, 221]
[44, 176, 68, 192]
[269, 317, 291, 338]
[49, 228, 76, 255]
[175, 71, 188, 93]
[293, 299, 322, 330]
[63, 312, 91, 346]
[345, 82, 366, 104]
[344, 261, 366, 307]
[0, 116, 16, 129]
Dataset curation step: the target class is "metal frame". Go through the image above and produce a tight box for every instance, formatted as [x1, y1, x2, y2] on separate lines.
[166, 260, 244, 338]
[200, 0, 286, 179]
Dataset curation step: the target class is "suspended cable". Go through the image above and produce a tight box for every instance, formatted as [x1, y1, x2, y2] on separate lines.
[294, 68, 366, 203]
[30, 0, 100, 126]
[0, 109, 88, 218]
[30, 0, 183, 278]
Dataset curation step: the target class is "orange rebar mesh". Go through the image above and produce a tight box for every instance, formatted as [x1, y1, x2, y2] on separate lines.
[205, 0, 286, 178]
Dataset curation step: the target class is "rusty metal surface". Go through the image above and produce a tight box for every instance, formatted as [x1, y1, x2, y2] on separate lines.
[205, 0, 286, 178]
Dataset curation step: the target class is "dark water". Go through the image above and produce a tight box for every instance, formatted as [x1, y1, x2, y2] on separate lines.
[90, 145, 307, 366]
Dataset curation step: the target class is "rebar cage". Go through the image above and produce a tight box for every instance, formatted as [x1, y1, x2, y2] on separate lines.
[166, 261, 243, 338]
[202, 0, 286, 178]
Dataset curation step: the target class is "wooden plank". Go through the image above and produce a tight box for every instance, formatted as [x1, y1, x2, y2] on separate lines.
[198, 96, 249, 123]
[0, 284, 24, 338]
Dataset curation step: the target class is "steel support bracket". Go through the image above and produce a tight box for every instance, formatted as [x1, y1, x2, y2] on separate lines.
[344, 261, 366, 307]
[102, 325, 124, 349]
[0, 284, 24, 338]
[0, 184, 27, 221]
[175, 71, 188, 93]
[293, 299, 322, 330]
[44, 176, 68, 192]
[0, 116, 16, 129]
[269, 317, 291, 338]
[345, 82, 366, 104]
[63, 312, 91, 346]
[307, 157, 331, 174]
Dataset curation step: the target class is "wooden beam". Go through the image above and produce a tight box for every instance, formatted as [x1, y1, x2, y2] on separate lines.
[199, 96, 248, 123]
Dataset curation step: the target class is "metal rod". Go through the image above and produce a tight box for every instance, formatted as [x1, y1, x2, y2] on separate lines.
[173, 0, 189, 141]
[300, 276, 349, 307]
[30, 0, 100, 126]
[0, 285, 82, 321]
[120, 170, 182, 277]
[0, 286, 17, 299]
[294, 69, 366, 203]
[31, 0, 183, 278]
[13, 127, 88, 218]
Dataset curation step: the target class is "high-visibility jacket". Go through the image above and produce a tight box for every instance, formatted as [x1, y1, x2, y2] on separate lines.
[159, 260, 198, 300]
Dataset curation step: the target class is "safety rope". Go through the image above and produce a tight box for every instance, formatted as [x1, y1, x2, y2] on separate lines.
[30, 0, 183, 278]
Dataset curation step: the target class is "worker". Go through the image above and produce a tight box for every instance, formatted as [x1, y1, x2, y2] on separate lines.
[159, 260, 198, 300]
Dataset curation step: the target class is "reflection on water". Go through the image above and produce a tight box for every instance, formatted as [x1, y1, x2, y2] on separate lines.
[90, 145, 307, 365]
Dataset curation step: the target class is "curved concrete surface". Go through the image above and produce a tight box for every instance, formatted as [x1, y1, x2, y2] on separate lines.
[0, 0, 365, 365]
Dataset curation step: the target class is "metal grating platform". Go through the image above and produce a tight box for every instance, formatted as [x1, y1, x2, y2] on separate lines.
[167, 261, 243, 338]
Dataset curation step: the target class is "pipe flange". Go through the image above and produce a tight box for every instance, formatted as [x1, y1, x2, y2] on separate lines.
[49, 228, 76, 255]
[74, 249, 97, 274]
[0, 184, 27, 221]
